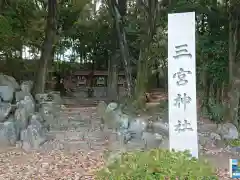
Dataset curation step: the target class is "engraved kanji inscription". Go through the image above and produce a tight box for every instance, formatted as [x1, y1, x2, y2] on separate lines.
[174, 93, 191, 111]
[174, 119, 193, 133]
[173, 44, 192, 59]
[173, 68, 192, 86]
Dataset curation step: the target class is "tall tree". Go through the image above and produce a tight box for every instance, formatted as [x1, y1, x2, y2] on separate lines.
[227, 0, 240, 127]
[34, 0, 57, 94]
[107, 0, 133, 98]
[134, 0, 168, 107]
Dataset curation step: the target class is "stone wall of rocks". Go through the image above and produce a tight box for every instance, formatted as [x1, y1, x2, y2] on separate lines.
[97, 100, 240, 152]
[0, 73, 63, 151]
[97, 101, 169, 149]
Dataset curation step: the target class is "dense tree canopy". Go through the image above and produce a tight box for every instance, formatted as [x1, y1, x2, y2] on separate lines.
[0, 0, 240, 126]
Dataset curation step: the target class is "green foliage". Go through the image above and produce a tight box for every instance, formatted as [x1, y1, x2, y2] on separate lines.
[0, 16, 12, 36]
[228, 139, 240, 147]
[0, 0, 235, 127]
[96, 149, 217, 180]
[202, 97, 226, 124]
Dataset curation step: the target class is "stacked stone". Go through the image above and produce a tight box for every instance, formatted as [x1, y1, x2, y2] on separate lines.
[97, 101, 169, 150]
[97, 101, 240, 153]
[0, 73, 62, 151]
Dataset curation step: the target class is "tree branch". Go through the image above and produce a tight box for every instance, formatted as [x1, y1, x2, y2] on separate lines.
[137, 0, 148, 12]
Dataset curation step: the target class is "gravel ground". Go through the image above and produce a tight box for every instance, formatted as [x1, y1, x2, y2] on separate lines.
[0, 148, 105, 180]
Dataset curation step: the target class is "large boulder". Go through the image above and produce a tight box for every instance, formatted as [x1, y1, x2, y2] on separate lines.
[16, 81, 35, 103]
[0, 118, 17, 146]
[97, 101, 107, 119]
[198, 132, 214, 148]
[0, 86, 14, 102]
[15, 91, 34, 102]
[118, 113, 129, 129]
[20, 118, 47, 151]
[19, 96, 35, 115]
[151, 121, 169, 136]
[142, 132, 163, 149]
[105, 102, 118, 113]
[20, 80, 33, 93]
[14, 96, 35, 138]
[217, 123, 239, 140]
[0, 103, 12, 122]
[128, 117, 148, 139]
[30, 112, 45, 123]
[102, 108, 118, 129]
[0, 74, 20, 90]
[103, 106, 129, 130]
[39, 102, 58, 129]
[14, 106, 28, 138]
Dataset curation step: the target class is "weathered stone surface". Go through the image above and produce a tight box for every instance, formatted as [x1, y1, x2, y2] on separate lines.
[0, 86, 14, 102]
[210, 132, 221, 141]
[142, 132, 162, 149]
[118, 113, 129, 129]
[15, 91, 34, 103]
[96, 101, 107, 118]
[0, 119, 17, 146]
[198, 134, 209, 146]
[217, 123, 239, 140]
[111, 111, 129, 132]
[20, 119, 47, 151]
[35, 92, 62, 106]
[30, 112, 44, 123]
[15, 91, 25, 102]
[151, 121, 169, 136]
[0, 103, 12, 122]
[35, 93, 49, 103]
[198, 132, 209, 146]
[231, 146, 240, 154]
[0, 74, 20, 90]
[105, 102, 118, 113]
[198, 131, 222, 148]
[102, 107, 119, 129]
[128, 117, 148, 139]
[14, 96, 35, 138]
[39, 102, 58, 129]
[18, 96, 35, 116]
[20, 81, 33, 93]
[14, 106, 28, 137]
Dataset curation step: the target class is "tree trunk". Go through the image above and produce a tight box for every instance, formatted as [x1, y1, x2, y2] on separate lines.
[155, 60, 160, 88]
[0, 0, 4, 12]
[34, 0, 57, 94]
[227, 3, 239, 128]
[201, 70, 210, 113]
[107, 0, 133, 98]
[134, 0, 158, 106]
[135, 47, 150, 107]
[107, 17, 119, 100]
[107, 54, 118, 100]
